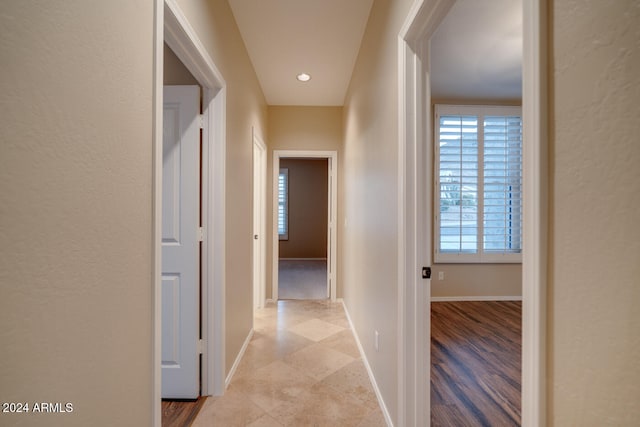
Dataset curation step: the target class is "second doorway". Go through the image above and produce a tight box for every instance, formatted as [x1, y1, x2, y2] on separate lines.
[278, 158, 328, 300]
[272, 150, 338, 302]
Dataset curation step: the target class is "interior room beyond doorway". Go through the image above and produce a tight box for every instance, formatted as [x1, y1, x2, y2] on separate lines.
[278, 158, 329, 300]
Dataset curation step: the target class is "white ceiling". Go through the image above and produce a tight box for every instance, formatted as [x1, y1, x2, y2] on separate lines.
[228, 0, 374, 106]
[430, 0, 523, 101]
[228, 0, 522, 106]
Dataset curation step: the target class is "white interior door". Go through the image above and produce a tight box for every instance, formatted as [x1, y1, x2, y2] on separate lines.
[162, 85, 200, 399]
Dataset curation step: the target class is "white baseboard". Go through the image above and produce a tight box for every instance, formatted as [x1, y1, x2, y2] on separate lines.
[431, 295, 523, 302]
[265, 298, 276, 304]
[225, 328, 254, 388]
[279, 257, 327, 261]
[340, 300, 394, 427]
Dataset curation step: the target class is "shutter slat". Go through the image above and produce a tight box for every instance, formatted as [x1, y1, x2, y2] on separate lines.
[483, 115, 522, 253]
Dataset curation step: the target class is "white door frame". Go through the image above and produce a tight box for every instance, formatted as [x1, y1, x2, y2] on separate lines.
[153, 0, 227, 424]
[397, 0, 548, 426]
[253, 130, 267, 309]
[272, 150, 338, 302]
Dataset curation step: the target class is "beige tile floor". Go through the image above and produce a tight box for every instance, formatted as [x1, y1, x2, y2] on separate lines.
[192, 300, 387, 427]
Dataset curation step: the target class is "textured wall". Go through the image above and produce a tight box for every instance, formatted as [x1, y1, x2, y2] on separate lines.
[341, 0, 414, 422]
[0, 1, 154, 425]
[549, 0, 640, 424]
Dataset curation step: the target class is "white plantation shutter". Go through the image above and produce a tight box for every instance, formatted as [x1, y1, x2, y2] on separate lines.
[438, 115, 478, 253]
[435, 105, 522, 263]
[278, 168, 288, 240]
[483, 116, 522, 254]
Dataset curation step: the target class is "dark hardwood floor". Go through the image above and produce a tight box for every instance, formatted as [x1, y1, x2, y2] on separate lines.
[431, 301, 522, 426]
[161, 397, 207, 427]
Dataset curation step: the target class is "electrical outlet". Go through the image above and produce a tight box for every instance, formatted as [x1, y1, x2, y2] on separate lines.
[439, 271, 445, 280]
[374, 330, 379, 352]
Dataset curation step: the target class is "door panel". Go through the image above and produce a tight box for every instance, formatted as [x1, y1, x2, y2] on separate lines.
[161, 274, 180, 365]
[162, 85, 200, 399]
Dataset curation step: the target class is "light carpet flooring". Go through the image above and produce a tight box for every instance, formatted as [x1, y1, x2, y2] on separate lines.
[278, 259, 328, 300]
[191, 300, 387, 427]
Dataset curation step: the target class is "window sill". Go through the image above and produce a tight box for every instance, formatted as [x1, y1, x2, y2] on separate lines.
[435, 253, 522, 264]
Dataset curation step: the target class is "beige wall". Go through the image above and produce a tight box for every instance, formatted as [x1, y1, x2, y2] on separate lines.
[341, 0, 413, 422]
[268, 106, 343, 152]
[267, 106, 342, 299]
[279, 159, 328, 259]
[174, 0, 268, 377]
[549, 0, 640, 424]
[164, 42, 199, 85]
[431, 264, 521, 298]
[0, 1, 154, 426]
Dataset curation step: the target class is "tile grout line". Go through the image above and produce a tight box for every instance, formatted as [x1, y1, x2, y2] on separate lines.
[192, 300, 386, 426]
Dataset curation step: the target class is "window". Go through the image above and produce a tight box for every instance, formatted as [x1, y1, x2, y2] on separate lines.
[278, 168, 288, 240]
[435, 105, 522, 263]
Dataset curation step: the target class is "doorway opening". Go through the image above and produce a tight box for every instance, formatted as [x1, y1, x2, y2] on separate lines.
[154, 0, 227, 424]
[272, 151, 338, 302]
[428, 0, 524, 424]
[398, 0, 547, 425]
[278, 158, 329, 300]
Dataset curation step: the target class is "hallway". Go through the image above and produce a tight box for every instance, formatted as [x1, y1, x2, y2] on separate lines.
[192, 300, 386, 426]
[4, 0, 638, 425]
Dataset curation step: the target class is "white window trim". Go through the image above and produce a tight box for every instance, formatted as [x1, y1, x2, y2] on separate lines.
[434, 104, 523, 264]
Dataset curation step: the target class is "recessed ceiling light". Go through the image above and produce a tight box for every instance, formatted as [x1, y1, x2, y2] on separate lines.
[296, 73, 311, 82]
